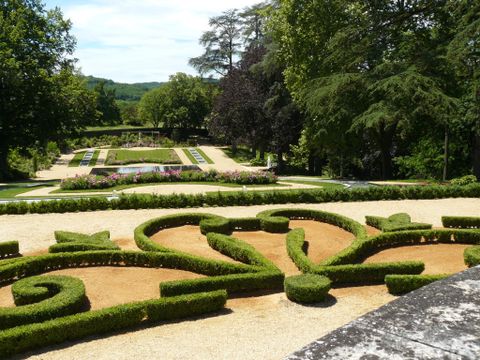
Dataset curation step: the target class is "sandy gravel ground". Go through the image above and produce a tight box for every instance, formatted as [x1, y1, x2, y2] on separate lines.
[197, 146, 250, 172]
[2, 198, 478, 254]
[173, 148, 193, 165]
[1, 198, 479, 360]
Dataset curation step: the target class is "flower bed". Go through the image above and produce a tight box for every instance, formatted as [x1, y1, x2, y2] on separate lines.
[60, 170, 278, 190]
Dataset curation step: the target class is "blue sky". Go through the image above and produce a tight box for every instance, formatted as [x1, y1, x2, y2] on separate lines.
[43, 0, 261, 83]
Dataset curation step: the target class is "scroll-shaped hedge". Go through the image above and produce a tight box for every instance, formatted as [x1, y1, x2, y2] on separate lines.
[0, 290, 227, 359]
[284, 274, 331, 303]
[464, 246, 480, 267]
[0, 275, 86, 329]
[49, 230, 120, 253]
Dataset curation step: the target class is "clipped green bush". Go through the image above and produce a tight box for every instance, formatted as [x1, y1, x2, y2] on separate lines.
[286, 229, 313, 273]
[199, 217, 232, 235]
[49, 230, 120, 253]
[284, 274, 331, 303]
[259, 215, 290, 233]
[464, 246, 480, 267]
[0, 275, 86, 329]
[442, 216, 480, 229]
[3, 183, 480, 215]
[450, 175, 477, 186]
[161, 271, 284, 297]
[0, 241, 19, 258]
[366, 213, 432, 232]
[229, 217, 261, 231]
[0, 290, 227, 359]
[385, 274, 449, 295]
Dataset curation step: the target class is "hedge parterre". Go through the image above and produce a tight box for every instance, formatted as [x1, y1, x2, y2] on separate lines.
[1, 208, 480, 357]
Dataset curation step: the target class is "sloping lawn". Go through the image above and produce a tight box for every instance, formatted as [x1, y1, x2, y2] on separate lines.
[105, 149, 181, 165]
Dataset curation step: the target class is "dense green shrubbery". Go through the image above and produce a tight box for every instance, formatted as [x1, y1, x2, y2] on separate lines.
[2, 183, 480, 215]
[199, 217, 232, 235]
[228, 217, 261, 231]
[49, 230, 120, 253]
[284, 274, 331, 303]
[450, 175, 478, 186]
[385, 274, 448, 295]
[464, 246, 480, 267]
[442, 216, 480, 229]
[0, 290, 227, 358]
[161, 271, 284, 297]
[365, 213, 432, 232]
[0, 241, 19, 258]
[0, 275, 86, 329]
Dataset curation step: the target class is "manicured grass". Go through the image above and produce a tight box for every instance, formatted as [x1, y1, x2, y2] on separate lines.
[68, 152, 85, 167]
[182, 149, 198, 164]
[0, 182, 57, 199]
[105, 149, 181, 165]
[85, 125, 152, 131]
[53, 181, 284, 194]
[280, 180, 345, 190]
[222, 146, 274, 165]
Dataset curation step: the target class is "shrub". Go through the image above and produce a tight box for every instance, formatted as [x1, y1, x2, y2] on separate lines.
[0, 275, 86, 329]
[0, 290, 227, 359]
[2, 183, 480, 216]
[365, 213, 432, 232]
[199, 218, 232, 235]
[284, 274, 331, 303]
[228, 217, 261, 231]
[464, 246, 480, 267]
[49, 230, 120, 253]
[161, 272, 284, 297]
[442, 216, 480, 229]
[385, 274, 448, 295]
[450, 175, 478, 186]
[0, 241, 19, 258]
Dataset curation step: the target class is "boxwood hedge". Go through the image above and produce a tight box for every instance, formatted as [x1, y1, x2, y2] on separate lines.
[385, 274, 449, 295]
[0, 241, 19, 259]
[1, 183, 480, 215]
[442, 216, 480, 229]
[365, 213, 432, 232]
[284, 274, 331, 303]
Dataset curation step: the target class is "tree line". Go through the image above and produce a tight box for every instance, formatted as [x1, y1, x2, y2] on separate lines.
[188, 0, 479, 180]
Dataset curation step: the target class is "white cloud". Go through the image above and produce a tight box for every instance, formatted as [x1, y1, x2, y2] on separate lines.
[55, 0, 261, 83]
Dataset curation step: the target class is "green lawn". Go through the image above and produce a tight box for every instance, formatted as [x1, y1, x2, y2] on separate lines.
[222, 146, 274, 165]
[85, 125, 152, 131]
[0, 182, 57, 199]
[182, 148, 214, 164]
[53, 181, 285, 194]
[105, 149, 181, 165]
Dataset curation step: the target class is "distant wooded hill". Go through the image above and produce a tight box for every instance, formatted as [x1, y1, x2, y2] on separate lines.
[82, 76, 164, 102]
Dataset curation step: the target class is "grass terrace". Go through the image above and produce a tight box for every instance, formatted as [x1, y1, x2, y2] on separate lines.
[105, 149, 181, 165]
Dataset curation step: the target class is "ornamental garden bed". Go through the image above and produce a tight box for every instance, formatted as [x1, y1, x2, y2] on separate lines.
[105, 149, 181, 165]
[0, 209, 479, 358]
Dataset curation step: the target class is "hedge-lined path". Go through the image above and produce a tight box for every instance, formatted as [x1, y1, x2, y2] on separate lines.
[35, 153, 91, 181]
[363, 243, 470, 274]
[16, 181, 317, 198]
[3, 198, 478, 255]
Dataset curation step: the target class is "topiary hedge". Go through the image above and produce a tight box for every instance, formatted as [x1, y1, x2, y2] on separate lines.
[49, 230, 120, 253]
[385, 274, 449, 295]
[464, 246, 480, 267]
[2, 183, 480, 215]
[0, 290, 227, 359]
[365, 213, 432, 232]
[284, 274, 331, 303]
[442, 216, 480, 229]
[0, 241, 19, 259]
[0, 275, 86, 330]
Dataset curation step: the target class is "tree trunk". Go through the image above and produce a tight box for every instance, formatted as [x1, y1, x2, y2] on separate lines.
[0, 149, 9, 181]
[259, 146, 265, 160]
[251, 147, 256, 159]
[443, 127, 449, 181]
[231, 142, 238, 155]
[277, 150, 284, 174]
[308, 155, 315, 175]
[379, 144, 393, 180]
[474, 131, 480, 180]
